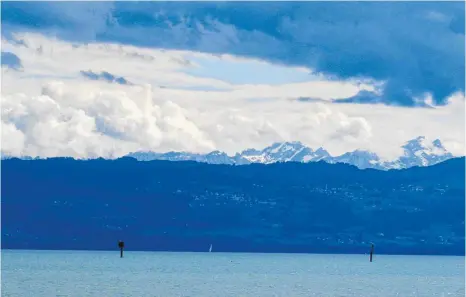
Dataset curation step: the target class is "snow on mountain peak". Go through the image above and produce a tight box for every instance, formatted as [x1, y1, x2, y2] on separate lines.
[398, 137, 452, 167]
[125, 136, 456, 170]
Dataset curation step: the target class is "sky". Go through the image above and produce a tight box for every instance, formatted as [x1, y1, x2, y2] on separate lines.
[1, 1, 465, 160]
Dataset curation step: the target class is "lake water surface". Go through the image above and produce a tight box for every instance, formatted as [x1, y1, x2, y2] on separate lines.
[1, 250, 464, 297]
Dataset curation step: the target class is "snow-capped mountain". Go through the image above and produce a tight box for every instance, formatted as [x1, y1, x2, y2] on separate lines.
[126, 136, 457, 170]
[395, 137, 454, 168]
[326, 150, 383, 169]
[233, 142, 330, 164]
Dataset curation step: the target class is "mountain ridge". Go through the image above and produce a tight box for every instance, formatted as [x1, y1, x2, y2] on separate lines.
[1, 136, 458, 170]
[127, 136, 456, 170]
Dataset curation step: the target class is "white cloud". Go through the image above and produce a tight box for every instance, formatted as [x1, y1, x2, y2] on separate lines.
[1, 33, 464, 160]
[1, 122, 25, 155]
[425, 11, 450, 23]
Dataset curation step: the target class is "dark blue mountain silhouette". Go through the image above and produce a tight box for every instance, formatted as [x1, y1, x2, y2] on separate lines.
[2, 157, 464, 255]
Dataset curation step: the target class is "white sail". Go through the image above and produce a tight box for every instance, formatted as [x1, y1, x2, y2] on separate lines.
[209, 244, 213, 252]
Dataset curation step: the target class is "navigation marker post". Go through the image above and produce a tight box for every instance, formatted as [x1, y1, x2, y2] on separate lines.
[370, 243, 374, 262]
[118, 240, 125, 258]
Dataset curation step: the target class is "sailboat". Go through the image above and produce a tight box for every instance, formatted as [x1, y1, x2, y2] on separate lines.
[209, 244, 213, 253]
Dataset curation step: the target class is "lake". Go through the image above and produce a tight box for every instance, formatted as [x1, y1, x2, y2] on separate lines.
[1, 250, 464, 297]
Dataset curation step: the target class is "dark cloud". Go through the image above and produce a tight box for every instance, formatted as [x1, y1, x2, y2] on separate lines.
[333, 91, 385, 105]
[80, 70, 131, 85]
[449, 12, 465, 35]
[2, 2, 464, 106]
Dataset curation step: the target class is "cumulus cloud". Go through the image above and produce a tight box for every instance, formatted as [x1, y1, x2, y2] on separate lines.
[0, 33, 464, 160]
[1, 81, 215, 158]
[1, 122, 25, 154]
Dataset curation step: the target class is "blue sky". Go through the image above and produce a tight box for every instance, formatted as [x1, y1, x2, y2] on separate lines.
[1, 2, 465, 159]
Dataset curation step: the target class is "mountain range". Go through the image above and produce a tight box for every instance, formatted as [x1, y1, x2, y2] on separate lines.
[127, 136, 455, 170]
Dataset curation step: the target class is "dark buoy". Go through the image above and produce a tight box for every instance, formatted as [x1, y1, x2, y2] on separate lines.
[369, 243, 374, 262]
[118, 240, 125, 258]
